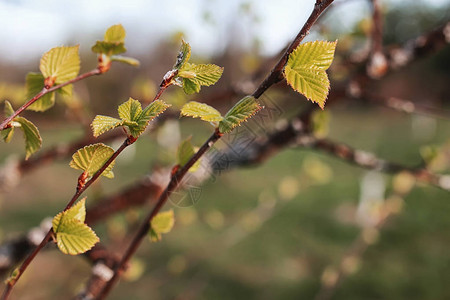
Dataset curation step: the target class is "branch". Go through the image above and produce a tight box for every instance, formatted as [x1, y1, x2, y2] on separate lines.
[0, 69, 102, 131]
[1, 77, 171, 298]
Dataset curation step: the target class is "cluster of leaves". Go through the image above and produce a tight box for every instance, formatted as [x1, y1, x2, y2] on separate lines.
[1, 24, 139, 159]
[91, 98, 170, 138]
[52, 198, 99, 255]
[1, 25, 338, 263]
[169, 40, 224, 94]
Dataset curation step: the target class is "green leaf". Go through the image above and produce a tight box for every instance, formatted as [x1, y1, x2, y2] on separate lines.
[92, 41, 127, 55]
[181, 78, 201, 94]
[118, 97, 142, 122]
[53, 198, 87, 232]
[150, 210, 175, 242]
[5, 268, 20, 285]
[179, 63, 224, 94]
[179, 63, 223, 86]
[40, 45, 81, 84]
[54, 219, 99, 255]
[15, 117, 42, 159]
[118, 98, 170, 138]
[1, 126, 14, 143]
[25, 73, 55, 112]
[3, 100, 14, 117]
[174, 40, 191, 70]
[91, 115, 124, 137]
[130, 100, 170, 137]
[111, 55, 140, 67]
[177, 137, 200, 172]
[104, 24, 126, 43]
[219, 96, 261, 133]
[69, 143, 115, 178]
[180, 101, 223, 123]
[92, 25, 127, 56]
[283, 40, 337, 109]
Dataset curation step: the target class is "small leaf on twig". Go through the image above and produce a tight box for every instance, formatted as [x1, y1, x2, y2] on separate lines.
[179, 63, 224, 94]
[284, 40, 337, 109]
[150, 210, 175, 242]
[177, 137, 200, 172]
[180, 101, 223, 123]
[219, 96, 261, 133]
[69, 143, 115, 178]
[91, 115, 124, 137]
[52, 199, 99, 255]
[40, 45, 81, 85]
[92, 24, 127, 56]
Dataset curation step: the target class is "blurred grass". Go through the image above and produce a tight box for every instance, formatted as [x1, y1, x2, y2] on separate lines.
[1, 106, 450, 300]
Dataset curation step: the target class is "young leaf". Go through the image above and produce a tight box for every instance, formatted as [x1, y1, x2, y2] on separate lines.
[91, 115, 124, 137]
[15, 117, 42, 159]
[283, 41, 337, 109]
[150, 210, 175, 242]
[1, 126, 14, 143]
[92, 24, 127, 55]
[69, 143, 115, 178]
[53, 198, 87, 230]
[130, 100, 170, 137]
[177, 137, 200, 172]
[181, 78, 201, 94]
[54, 219, 99, 255]
[118, 98, 142, 122]
[104, 24, 126, 43]
[180, 101, 223, 123]
[25, 73, 55, 112]
[174, 40, 191, 70]
[40, 46, 81, 85]
[110, 55, 140, 67]
[219, 96, 262, 133]
[179, 63, 223, 86]
[179, 63, 224, 94]
[4, 100, 14, 117]
[1, 101, 15, 142]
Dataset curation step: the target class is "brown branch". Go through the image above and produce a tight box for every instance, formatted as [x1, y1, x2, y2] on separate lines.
[1, 67, 174, 298]
[0, 68, 102, 131]
[96, 129, 223, 299]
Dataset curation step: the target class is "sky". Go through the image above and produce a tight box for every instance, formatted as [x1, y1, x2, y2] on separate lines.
[0, 0, 448, 64]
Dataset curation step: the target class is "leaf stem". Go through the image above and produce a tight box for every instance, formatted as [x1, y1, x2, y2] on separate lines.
[0, 68, 102, 131]
[97, 129, 223, 299]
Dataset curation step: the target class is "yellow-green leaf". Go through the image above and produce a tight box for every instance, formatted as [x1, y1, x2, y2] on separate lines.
[52, 198, 87, 232]
[91, 115, 123, 137]
[180, 101, 223, 123]
[129, 99, 170, 137]
[15, 117, 42, 159]
[219, 96, 261, 133]
[283, 41, 337, 109]
[25, 73, 55, 112]
[150, 210, 175, 242]
[104, 24, 126, 43]
[182, 78, 201, 94]
[3, 100, 14, 117]
[118, 97, 142, 122]
[69, 143, 115, 178]
[40, 46, 81, 84]
[54, 219, 99, 255]
[110, 55, 140, 67]
[174, 40, 191, 70]
[178, 63, 224, 94]
[177, 137, 200, 172]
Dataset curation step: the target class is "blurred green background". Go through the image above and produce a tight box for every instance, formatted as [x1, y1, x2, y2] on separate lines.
[1, 0, 450, 299]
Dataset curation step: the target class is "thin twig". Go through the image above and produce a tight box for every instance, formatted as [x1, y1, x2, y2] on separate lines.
[0, 68, 102, 131]
[1, 79, 171, 299]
